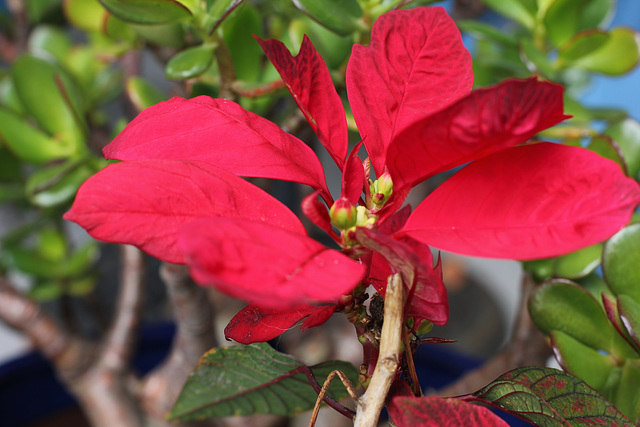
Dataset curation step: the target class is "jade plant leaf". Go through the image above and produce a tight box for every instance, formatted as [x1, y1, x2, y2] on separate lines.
[165, 45, 214, 80]
[167, 343, 358, 420]
[585, 135, 627, 174]
[126, 77, 166, 112]
[552, 243, 604, 279]
[604, 118, 640, 179]
[618, 294, 640, 349]
[471, 366, 634, 426]
[558, 30, 609, 63]
[98, 0, 192, 24]
[292, 0, 363, 36]
[570, 28, 640, 75]
[615, 360, 640, 422]
[481, 0, 536, 30]
[64, 0, 110, 33]
[603, 224, 640, 303]
[388, 396, 509, 426]
[529, 280, 614, 352]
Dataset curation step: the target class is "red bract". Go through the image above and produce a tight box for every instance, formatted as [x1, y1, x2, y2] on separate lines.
[65, 6, 640, 343]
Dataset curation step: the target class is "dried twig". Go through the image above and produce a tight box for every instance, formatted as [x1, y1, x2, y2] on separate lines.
[308, 370, 359, 427]
[354, 273, 404, 426]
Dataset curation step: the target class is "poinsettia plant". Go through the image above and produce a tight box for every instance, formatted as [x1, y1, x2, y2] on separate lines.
[61, 5, 640, 427]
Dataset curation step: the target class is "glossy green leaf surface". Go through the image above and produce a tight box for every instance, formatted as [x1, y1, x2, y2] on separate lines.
[98, 0, 192, 24]
[553, 243, 603, 279]
[0, 110, 76, 164]
[570, 28, 640, 75]
[603, 224, 640, 302]
[551, 330, 616, 391]
[585, 135, 626, 174]
[529, 280, 615, 352]
[64, 0, 109, 33]
[458, 20, 518, 46]
[544, 0, 585, 47]
[222, 5, 262, 82]
[11, 54, 85, 147]
[605, 118, 640, 179]
[165, 45, 214, 80]
[472, 366, 634, 426]
[126, 77, 166, 112]
[618, 294, 640, 349]
[28, 26, 72, 61]
[292, 0, 362, 36]
[168, 343, 358, 420]
[576, 0, 615, 30]
[615, 360, 640, 422]
[558, 30, 609, 62]
[481, 0, 536, 29]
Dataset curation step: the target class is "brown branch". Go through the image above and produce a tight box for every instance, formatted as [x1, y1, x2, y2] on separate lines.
[139, 263, 217, 420]
[214, 41, 237, 101]
[436, 273, 551, 397]
[100, 245, 145, 373]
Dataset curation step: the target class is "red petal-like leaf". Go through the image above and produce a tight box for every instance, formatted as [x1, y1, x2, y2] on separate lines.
[400, 143, 640, 260]
[103, 96, 330, 196]
[341, 142, 365, 204]
[179, 217, 365, 307]
[64, 159, 305, 264]
[257, 36, 348, 169]
[356, 228, 448, 326]
[388, 396, 509, 427]
[301, 190, 338, 241]
[224, 304, 332, 344]
[301, 304, 336, 330]
[386, 78, 570, 190]
[347, 6, 473, 175]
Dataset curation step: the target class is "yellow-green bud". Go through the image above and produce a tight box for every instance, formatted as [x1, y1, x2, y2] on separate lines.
[375, 172, 393, 201]
[329, 198, 357, 230]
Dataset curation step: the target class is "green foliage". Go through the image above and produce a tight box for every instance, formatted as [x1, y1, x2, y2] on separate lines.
[167, 343, 358, 420]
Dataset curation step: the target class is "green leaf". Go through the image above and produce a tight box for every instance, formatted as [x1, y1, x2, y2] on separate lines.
[529, 280, 616, 352]
[66, 275, 98, 296]
[604, 118, 640, 179]
[472, 366, 634, 426]
[570, 28, 640, 75]
[25, 160, 95, 208]
[603, 224, 640, 303]
[222, 4, 262, 82]
[168, 343, 358, 420]
[618, 294, 640, 349]
[12, 54, 86, 147]
[585, 135, 626, 174]
[165, 45, 214, 80]
[29, 281, 64, 301]
[544, 0, 585, 47]
[551, 330, 616, 391]
[206, 0, 243, 34]
[126, 77, 166, 112]
[132, 23, 184, 48]
[576, 0, 614, 31]
[0, 109, 77, 164]
[98, 0, 192, 25]
[458, 20, 518, 47]
[615, 359, 640, 423]
[520, 38, 554, 77]
[558, 30, 609, 62]
[64, 0, 110, 33]
[481, 0, 536, 30]
[64, 242, 99, 277]
[553, 243, 603, 279]
[292, 0, 363, 36]
[28, 26, 72, 62]
[37, 227, 67, 262]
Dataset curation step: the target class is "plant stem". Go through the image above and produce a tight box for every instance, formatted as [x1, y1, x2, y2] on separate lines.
[354, 273, 404, 426]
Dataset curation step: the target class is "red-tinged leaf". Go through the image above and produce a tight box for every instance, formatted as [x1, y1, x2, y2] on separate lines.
[379, 204, 412, 234]
[386, 78, 570, 190]
[469, 366, 635, 426]
[257, 36, 348, 169]
[301, 190, 337, 240]
[356, 228, 448, 326]
[389, 396, 509, 427]
[301, 304, 336, 330]
[64, 159, 305, 264]
[400, 143, 640, 260]
[225, 304, 323, 344]
[341, 142, 365, 205]
[103, 96, 330, 195]
[346, 6, 473, 175]
[179, 217, 365, 307]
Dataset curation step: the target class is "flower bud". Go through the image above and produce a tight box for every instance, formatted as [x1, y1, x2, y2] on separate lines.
[329, 197, 357, 230]
[376, 172, 393, 200]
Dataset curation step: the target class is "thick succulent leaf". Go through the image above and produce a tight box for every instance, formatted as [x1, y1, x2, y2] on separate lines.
[481, 0, 536, 29]
[257, 36, 348, 168]
[529, 279, 615, 352]
[179, 217, 365, 307]
[346, 6, 473, 176]
[558, 30, 610, 63]
[388, 396, 509, 427]
[570, 28, 640, 75]
[168, 343, 358, 420]
[386, 78, 569, 190]
[604, 118, 640, 179]
[225, 304, 335, 344]
[585, 135, 627, 175]
[553, 243, 603, 279]
[103, 96, 330, 195]
[471, 366, 634, 426]
[165, 45, 214, 80]
[618, 294, 640, 350]
[98, 0, 192, 24]
[64, 159, 304, 264]
[603, 224, 640, 302]
[551, 330, 617, 392]
[291, 0, 362, 36]
[400, 143, 640, 260]
[355, 228, 448, 326]
[615, 359, 640, 422]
